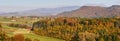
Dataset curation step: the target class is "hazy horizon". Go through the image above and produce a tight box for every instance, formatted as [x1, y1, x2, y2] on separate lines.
[0, 0, 120, 12]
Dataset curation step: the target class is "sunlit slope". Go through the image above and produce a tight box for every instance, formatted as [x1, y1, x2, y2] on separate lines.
[1, 24, 64, 41]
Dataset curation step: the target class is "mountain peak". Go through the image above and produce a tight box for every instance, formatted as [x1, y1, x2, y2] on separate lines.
[58, 5, 120, 18]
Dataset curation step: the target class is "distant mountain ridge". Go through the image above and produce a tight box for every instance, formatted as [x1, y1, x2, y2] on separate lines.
[0, 11, 5, 14]
[1, 5, 120, 18]
[57, 5, 120, 18]
[0, 6, 80, 16]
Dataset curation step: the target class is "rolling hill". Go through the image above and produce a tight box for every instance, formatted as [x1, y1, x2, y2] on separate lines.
[57, 5, 120, 18]
[0, 6, 80, 16]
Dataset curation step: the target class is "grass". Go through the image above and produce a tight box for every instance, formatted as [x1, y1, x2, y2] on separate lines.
[24, 33, 64, 41]
[1, 24, 16, 37]
[1, 24, 64, 41]
[0, 17, 64, 41]
[0, 17, 11, 22]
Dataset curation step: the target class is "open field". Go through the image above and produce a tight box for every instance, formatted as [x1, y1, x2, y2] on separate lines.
[0, 17, 64, 41]
[1, 24, 64, 41]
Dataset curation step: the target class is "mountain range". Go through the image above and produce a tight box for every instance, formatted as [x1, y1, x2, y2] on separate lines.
[0, 5, 120, 18]
[0, 11, 5, 14]
[0, 6, 80, 16]
[57, 5, 120, 18]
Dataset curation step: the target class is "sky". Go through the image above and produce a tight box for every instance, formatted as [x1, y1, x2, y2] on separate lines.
[0, 0, 120, 12]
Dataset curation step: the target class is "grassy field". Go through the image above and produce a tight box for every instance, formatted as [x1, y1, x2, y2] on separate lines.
[0, 17, 64, 41]
[24, 33, 63, 41]
[1, 24, 64, 41]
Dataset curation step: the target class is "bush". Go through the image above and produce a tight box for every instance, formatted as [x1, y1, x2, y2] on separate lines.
[0, 31, 9, 41]
[0, 23, 2, 27]
[8, 23, 31, 29]
[13, 34, 25, 41]
[33, 39, 39, 41]
[25, 38, 32, 41]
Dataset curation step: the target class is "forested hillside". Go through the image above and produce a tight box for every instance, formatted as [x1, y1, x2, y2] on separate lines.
[32, 17, 120, 41]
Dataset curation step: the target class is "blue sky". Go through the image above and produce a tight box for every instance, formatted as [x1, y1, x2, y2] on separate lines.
[0, 0, 120, 12]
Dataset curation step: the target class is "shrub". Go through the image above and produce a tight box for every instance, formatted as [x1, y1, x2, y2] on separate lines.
[33, 39, 39, 41]
[13, 34, 25, 41]
[25, 38, 32, 41]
